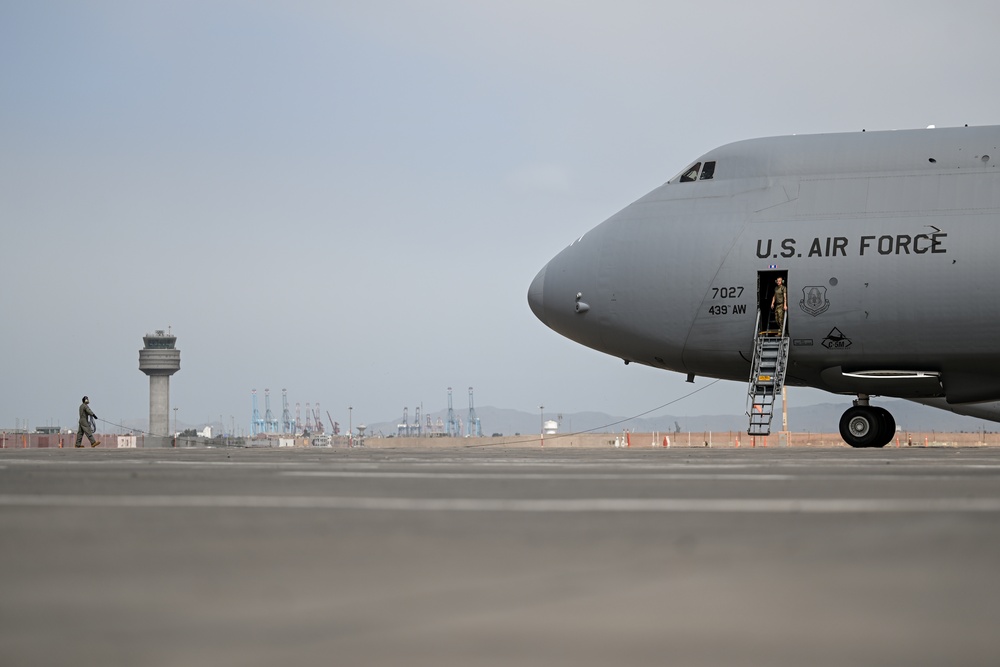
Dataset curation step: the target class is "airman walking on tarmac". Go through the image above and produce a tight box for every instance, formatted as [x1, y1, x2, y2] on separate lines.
[76, 396, 101, 448]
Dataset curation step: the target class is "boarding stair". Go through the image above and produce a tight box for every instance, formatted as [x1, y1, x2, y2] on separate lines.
[746, 311, 790, 436]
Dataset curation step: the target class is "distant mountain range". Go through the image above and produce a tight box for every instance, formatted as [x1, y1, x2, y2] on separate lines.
[365, 400, 999, 437]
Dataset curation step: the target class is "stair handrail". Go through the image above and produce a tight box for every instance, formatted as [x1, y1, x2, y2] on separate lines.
[746, 309, 764, 418]
[747, 309, 762, 385]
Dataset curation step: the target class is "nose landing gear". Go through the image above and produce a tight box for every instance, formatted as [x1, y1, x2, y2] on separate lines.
[839, 396, 895, 448]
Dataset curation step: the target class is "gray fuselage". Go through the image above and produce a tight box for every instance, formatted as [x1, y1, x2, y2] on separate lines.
[529, 125, 1000, 422]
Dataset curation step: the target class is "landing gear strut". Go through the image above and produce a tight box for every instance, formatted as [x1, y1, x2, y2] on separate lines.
[839, 396, 895, 448]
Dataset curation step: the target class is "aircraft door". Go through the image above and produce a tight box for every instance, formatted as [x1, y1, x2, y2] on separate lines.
[757, 270, 788, 335]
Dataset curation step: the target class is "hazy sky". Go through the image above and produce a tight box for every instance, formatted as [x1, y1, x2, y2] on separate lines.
[3, 1, 999, 433]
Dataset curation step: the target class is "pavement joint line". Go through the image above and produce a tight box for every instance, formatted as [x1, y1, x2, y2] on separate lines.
[279, 471, 999, 481]
[5, 457, 1000, 471]
[4, 459, 1000, 478]
[279, 471, 797, 480]
[2, 494, 1000, 513]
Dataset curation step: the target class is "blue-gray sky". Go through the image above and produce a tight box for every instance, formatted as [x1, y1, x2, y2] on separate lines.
[3, 1, 999, 433]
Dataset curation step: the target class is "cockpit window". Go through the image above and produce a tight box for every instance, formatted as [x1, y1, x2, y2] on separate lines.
[679, 163, 701, 183]
[680, 160, 715, 183]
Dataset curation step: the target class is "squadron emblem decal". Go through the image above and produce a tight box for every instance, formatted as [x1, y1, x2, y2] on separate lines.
[799, 286, 830, 316]
[822, 328, 852, 350]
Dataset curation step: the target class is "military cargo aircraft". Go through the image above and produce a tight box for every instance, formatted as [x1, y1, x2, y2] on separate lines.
[528, 125, 1000, 447]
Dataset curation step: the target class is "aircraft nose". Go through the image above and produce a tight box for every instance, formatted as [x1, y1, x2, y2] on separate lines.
[527, 264, 547, 325]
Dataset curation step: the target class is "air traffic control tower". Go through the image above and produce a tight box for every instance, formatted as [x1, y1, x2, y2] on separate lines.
[139, 330, 181, 447]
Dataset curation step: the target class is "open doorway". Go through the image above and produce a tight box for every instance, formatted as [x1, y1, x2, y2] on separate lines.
[757, 270, 789, 335]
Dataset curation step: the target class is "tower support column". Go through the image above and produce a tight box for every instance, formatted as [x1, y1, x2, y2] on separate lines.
[148, 375, 171, 440]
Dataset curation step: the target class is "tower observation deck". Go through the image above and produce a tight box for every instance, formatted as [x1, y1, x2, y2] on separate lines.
[139, 329, 181, 446]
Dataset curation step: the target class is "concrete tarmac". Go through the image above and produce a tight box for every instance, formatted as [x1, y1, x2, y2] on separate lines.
[2, 446, 1000, 667]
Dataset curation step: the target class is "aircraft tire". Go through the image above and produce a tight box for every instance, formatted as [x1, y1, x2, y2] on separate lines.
[871, 407, 895, 448]
[839, 406, 881, 448]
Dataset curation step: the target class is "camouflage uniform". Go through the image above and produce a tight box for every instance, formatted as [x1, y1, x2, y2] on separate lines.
[773, 283, 787, 333]
[76, 399, 99, 447]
